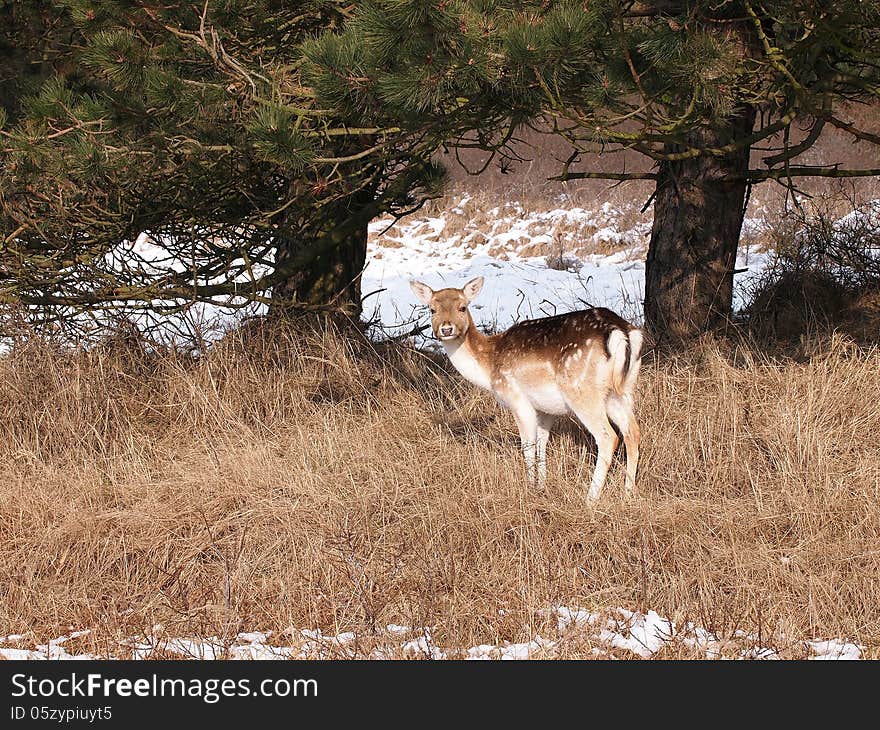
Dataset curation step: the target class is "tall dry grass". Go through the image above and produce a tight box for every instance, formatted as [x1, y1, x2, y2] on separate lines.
[1, 320, 879, 658]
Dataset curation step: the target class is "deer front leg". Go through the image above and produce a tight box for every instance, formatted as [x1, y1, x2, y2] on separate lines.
[509, 401, 538, 487]
[535, 412, 557, 490]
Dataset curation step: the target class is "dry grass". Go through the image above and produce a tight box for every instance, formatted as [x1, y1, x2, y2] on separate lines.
[1, 321, 879, 659]
[409, 190, 652, 264]
[435, 112, 880, 248]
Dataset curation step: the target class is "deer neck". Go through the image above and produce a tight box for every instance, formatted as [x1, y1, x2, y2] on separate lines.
[442, 317, 495, 391]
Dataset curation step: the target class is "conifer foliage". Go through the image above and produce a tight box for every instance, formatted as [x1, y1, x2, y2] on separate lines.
[308, 0, 880, 338]
[0, 1, 445, 332]
[2, 1, 879, 339]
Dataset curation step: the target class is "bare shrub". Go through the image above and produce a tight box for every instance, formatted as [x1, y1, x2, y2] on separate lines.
[743, 198, 880, 341]
[545, 234, 581, 272]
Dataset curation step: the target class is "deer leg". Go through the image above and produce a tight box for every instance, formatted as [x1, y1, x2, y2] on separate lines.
[606, 394, 640, 497]
[509, 401, 538, 487]
[564, 395, 619, 502]
[535, 412, 556, 490]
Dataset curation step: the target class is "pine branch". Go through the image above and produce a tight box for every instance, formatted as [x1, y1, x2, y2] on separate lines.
[826, 116, 880, 147]
[762, 117, 826, 167]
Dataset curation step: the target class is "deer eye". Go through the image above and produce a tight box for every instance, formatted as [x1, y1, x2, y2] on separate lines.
[458, 306, 467, 312]
[429, 308, 436, 314]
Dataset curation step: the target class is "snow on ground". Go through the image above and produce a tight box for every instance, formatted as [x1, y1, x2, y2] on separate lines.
[7, 201, 874, 662]
[34, 195, 774, 349]
[20, 196, 880, 349]
[0, 630, 94, 661]
[362, 197, 770, 346]
[0, 608, 860, 661]
[834, 199, 880, 232]
[99, 232, 269, 344]
[97, 195, 772, 348]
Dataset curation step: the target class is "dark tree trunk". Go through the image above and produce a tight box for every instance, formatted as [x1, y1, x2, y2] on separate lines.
[644, 106, 756, 343]
[272, 221, 367, 313]
[271, 191, 372, 317]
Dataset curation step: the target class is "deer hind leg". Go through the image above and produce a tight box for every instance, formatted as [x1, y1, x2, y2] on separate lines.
[563, 391, 619, 502]
[535, 412, 557, 490]
[606, 394, 640, 497]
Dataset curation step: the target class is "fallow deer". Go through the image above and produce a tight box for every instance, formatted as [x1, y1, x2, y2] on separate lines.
[410, 276, 642, 500]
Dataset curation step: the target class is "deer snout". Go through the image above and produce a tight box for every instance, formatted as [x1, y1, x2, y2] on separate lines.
[438, 324, 456, 338]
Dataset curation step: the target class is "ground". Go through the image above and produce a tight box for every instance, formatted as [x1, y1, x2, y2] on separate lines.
[1, 186, 878, 661]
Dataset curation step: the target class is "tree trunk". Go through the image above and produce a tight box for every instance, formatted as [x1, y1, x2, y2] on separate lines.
[644, 106, 756, 343]
[271, 192, 371, 317]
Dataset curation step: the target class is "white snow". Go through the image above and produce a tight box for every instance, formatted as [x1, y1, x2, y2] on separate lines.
[17, 194, 880, 353]
[0, 608, 861, 661]
[5, 199, 875, 662]
[401, 634, 446, 660]
[467, 637, 555, 660]
[833, 199, 880, 232]
[362, 197, 770, 347]
[17, 194, 774, 351]
[605, 608, 676, 658]
[0, 629, 96, 660]
[807, 639, 862, 661]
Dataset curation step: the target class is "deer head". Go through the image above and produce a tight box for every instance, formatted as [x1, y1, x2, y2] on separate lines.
[410, 277, 484, 341]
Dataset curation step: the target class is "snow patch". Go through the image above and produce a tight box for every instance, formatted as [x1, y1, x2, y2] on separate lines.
[363, 196, 770, 347]
[1, 608, 861, 661]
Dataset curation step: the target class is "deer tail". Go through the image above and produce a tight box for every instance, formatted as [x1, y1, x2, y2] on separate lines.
[608, 328, 644, 396]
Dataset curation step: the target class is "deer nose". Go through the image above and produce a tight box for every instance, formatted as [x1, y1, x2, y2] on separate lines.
[439, 325, 454, 337]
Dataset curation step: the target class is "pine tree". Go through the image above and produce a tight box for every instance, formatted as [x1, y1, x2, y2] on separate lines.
[307, 0, 880, 340]
[0, 1, 445, 333]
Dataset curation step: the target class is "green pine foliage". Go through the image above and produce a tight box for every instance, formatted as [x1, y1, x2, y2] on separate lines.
[306, 0, 879, 338]
[2, 0, 878, 335]
[0, 1, 447, 331]
[248, 105, 315, 171]
[308, 0, 879, 163]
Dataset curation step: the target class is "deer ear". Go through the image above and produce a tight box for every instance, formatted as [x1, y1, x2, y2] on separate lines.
[462, 276, 484, 302]
[409, 280, 434, 306]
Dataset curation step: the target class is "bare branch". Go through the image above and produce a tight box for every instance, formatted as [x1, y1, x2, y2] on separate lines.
[745, 166, 880, 182]
[551, 170, 659, 182]
[827, 115, 880, 147]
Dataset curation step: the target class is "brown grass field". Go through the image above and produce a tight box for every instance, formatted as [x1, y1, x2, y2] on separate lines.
[1, 318, 879, 659]
[2, 115, 879, 659]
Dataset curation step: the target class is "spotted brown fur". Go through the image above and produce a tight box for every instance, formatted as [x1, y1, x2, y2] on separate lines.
[409, 276, 643, 500]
